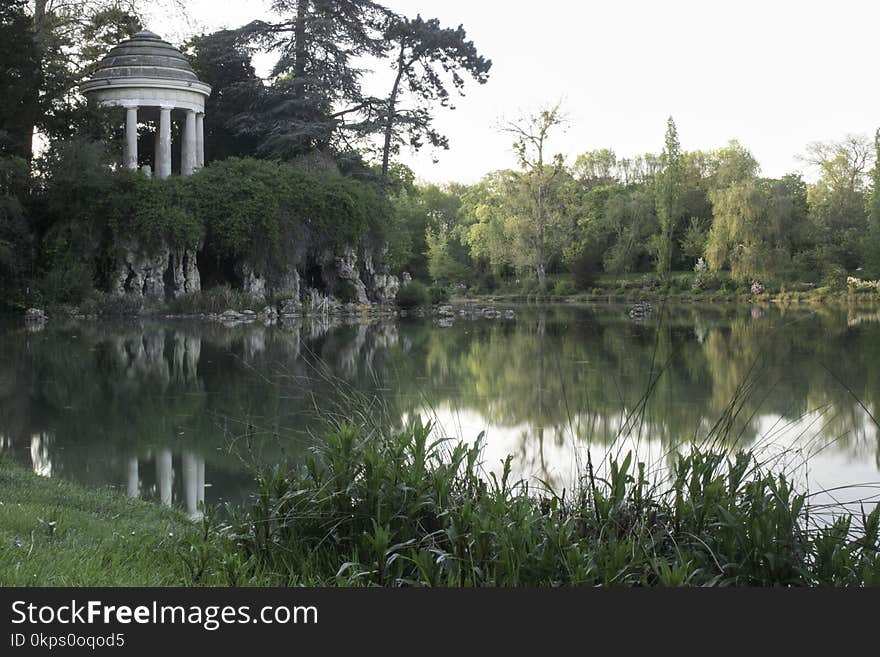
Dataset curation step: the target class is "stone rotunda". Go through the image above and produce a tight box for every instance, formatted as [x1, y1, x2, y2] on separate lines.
[81, 30, 211, 178]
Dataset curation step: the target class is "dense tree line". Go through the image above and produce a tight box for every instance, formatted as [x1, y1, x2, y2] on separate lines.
[409, 113, 880, 294]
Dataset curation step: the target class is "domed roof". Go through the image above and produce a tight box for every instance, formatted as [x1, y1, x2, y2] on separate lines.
[89, 30, 201, 84]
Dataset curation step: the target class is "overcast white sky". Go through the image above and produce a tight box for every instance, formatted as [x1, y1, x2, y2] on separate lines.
[146, 0, 880, 184]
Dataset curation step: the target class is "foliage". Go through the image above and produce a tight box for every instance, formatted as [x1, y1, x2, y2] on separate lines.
[552, 278, 576, 296]
[378, 14, 491, 177]
[864, 130, 880, 277]
[429, 285, 449, 304]
[229, 0, 390, 159]
[220, 421, 880, 586]
[822, 264, 848, 291]
[0, 0, 39, 161]
[653, 117, 685, 277]
[26, 0, 143, 155]
[28, 145, 391, 306]
[185, 30, 266, 162]
[165, 286, 261, 314]
[396, 280, 430, 308]
[692, 270, 732, 292]
[846, 276, 880, 293]
[570, 253, 597, 290]
[0, 156, 33, 308]
[680, 217, 710, 262]
[77, 291, 144, 316]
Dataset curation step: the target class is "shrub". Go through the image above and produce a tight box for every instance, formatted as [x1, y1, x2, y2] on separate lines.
[396, 281, 430, 308]
[692, 271, 726, 292]
[822, 264, 847, 291]
[78, 291, 144, 316]
[553, 278, 576, 296]
[166, 286, 256, 314]
[847, 276, 880, 293]
[38, 261, 94, 305]
[335, 281, 358, 304]
[429, 285, 449, 304]
[669, 274, 691, 291]
[570, 254, 597, 290]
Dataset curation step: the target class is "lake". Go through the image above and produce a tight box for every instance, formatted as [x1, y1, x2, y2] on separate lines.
[1, 303, 878, 518]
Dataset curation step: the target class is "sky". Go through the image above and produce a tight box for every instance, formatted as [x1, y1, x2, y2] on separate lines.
[146, 0, 880, 185]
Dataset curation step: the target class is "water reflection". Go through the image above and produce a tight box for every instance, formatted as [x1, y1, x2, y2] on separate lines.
[123, 450, 205, 519]
[0, 305, 878, 513]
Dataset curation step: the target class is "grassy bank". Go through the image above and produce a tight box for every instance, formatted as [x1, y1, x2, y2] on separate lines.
[0, 461, 197, 586]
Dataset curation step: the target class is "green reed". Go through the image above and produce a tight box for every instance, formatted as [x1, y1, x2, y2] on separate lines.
[192, 416, 880, 587]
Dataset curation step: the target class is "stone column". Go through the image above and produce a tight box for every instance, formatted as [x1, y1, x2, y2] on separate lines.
[181, 109, 196, 176]
[124, 105, 138, 170]
[156, 105, 173, 179]
[195, 112, 205, 169]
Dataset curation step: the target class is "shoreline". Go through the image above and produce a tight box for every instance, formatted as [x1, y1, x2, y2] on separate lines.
[12, 285, 880, 324]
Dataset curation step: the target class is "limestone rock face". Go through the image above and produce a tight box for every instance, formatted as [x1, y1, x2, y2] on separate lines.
[237, 261, 267, 302]
[335, 246, 369, 304]
[102, 234, 402, 311]
[112, 244, 169, 300]
[371, 273, 400, 303]
[361, 244, 400, 304]
[169, 245, 201, 297]
[275, 265, 300, 300]
[112, 241, 200, 300]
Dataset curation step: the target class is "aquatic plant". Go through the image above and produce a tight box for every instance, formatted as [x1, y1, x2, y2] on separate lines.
[211, 418, 880, 587]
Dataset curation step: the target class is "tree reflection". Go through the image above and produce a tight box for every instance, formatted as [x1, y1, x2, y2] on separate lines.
[0, 304, 878, 506]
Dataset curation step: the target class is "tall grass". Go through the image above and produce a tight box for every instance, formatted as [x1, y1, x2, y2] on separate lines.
[199, 417, 880, 587]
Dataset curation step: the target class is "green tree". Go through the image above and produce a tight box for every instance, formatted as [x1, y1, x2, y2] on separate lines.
[863, 130, 880, 277]
[233, 0, 389, 159]
[572, 148, 618, 189]
[28, 0, 143, 151]
[378, 14, 491, 179]
[0, 0, 40, 161]
[803, 134, 872, 271]
[705, 180, 768, 279]
[653, 117, 684, 277]
[186, 30, 266, 162]
[500, 103, 568, 292]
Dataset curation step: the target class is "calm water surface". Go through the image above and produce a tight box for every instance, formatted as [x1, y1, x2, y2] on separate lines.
[1, 304, 879, 517]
